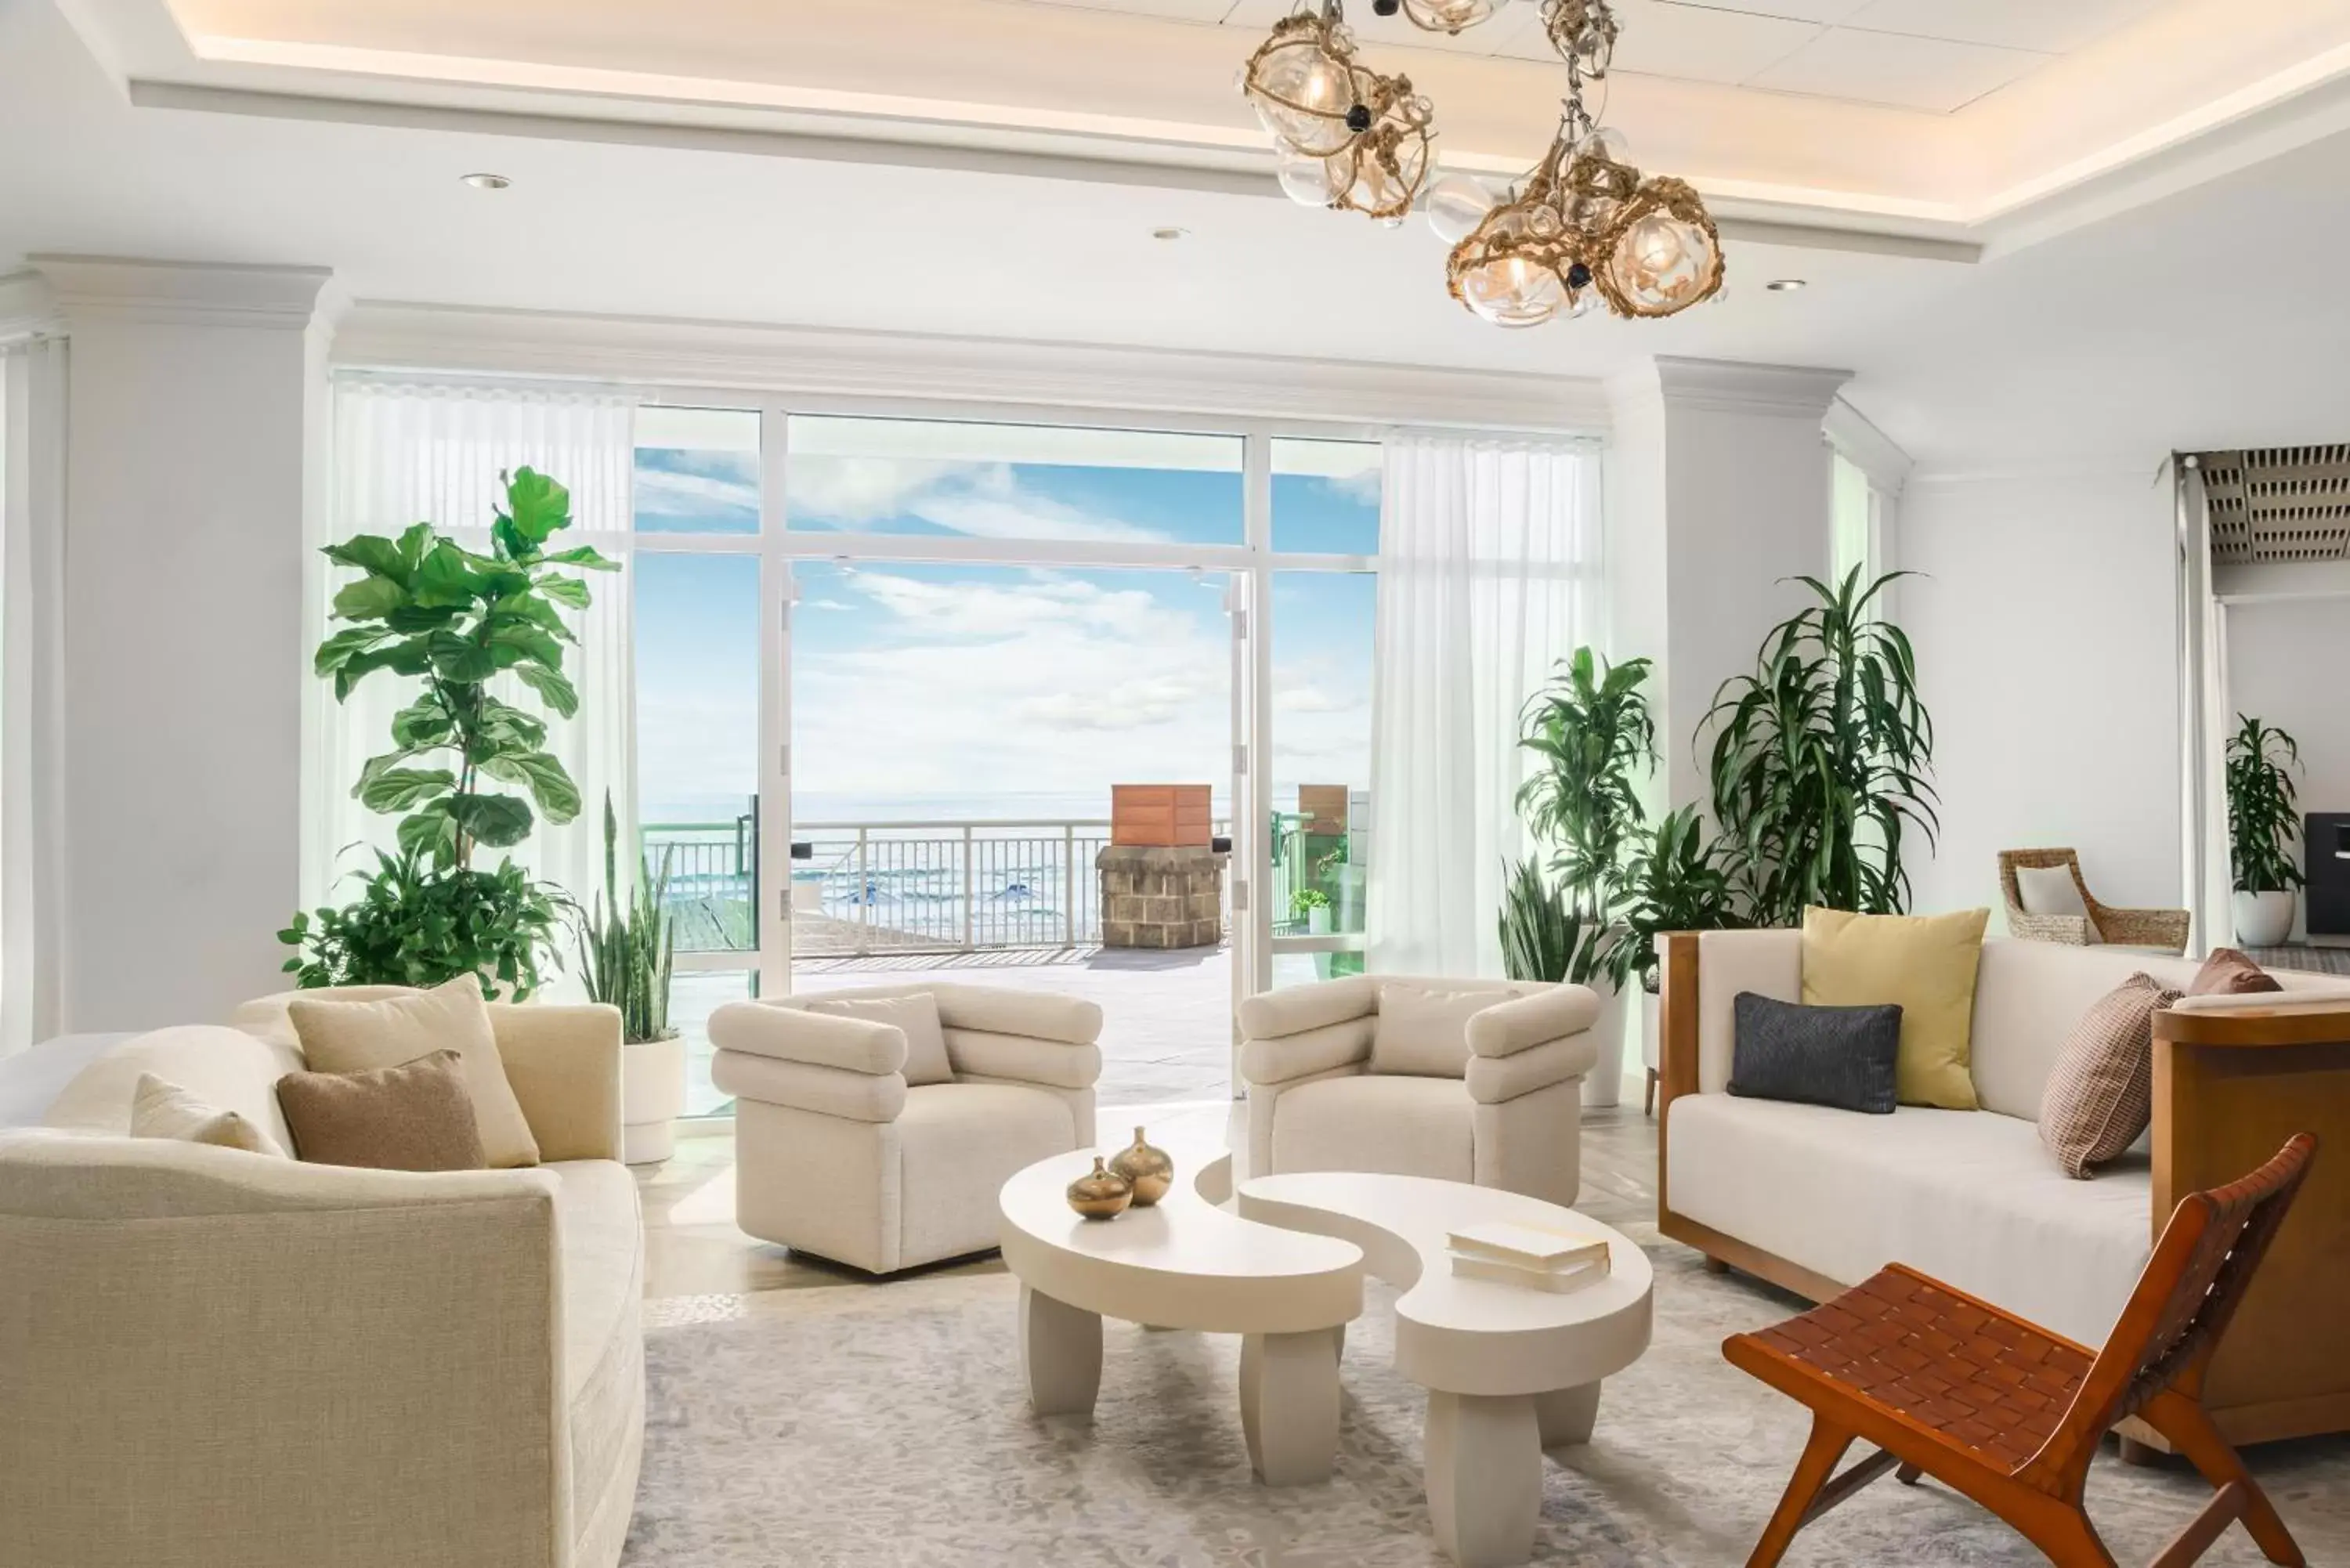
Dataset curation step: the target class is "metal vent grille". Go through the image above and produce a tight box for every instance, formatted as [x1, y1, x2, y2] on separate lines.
[2199, 445, 2350, 562]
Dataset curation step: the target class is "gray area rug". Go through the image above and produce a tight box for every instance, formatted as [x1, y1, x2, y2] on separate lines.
[624, 1237, 2350, 1566]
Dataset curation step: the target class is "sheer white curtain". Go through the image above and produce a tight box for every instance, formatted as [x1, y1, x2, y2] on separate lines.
[306, 383, 639, 948]
[1366, 435, 1603, 977]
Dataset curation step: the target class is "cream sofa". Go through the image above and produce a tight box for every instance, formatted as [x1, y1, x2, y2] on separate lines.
[1238, 974, 1599, 1208]
[712, 982, 1101, 1274]
[1659, 932, 2350, 1451]
[0, 989, 642, 1568]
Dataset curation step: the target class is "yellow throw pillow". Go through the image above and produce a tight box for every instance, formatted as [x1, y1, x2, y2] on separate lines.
[1801, 906, 1990, 1111]
[287, 975, 540, 1168]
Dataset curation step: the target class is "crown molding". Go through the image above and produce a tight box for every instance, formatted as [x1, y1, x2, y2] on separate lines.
[0, 273, 63, 344]
[332, 301, 1614, 434]
[31, 256, 336, 330]
[1609, 356, 1851, 422]
[1824, 396, 1913, 497]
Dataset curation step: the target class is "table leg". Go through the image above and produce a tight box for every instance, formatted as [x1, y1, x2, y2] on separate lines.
[1426, 1390, 1542, 1568]
[1019, 1284, 1102, 1417]
[1239, 1327, 1341, 1486]
[1535, 1382, 1601, 1448]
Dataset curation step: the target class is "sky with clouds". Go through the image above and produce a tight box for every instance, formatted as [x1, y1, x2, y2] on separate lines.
[630, 428, 1378, 825]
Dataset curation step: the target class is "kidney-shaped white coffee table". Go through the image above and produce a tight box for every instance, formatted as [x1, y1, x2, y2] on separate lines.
[1237, 1172, 1654, 1568]
[997, 1148, 1365, 1485]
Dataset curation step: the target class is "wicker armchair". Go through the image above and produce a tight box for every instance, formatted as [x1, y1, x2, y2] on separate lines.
[1998, 847, 2189, 954]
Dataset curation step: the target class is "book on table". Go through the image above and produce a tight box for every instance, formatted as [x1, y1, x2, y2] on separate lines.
[1445, 1219, 1614, 1294]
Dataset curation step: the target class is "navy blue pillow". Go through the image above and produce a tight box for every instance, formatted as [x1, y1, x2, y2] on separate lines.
[1729, 992, 1902, 1115]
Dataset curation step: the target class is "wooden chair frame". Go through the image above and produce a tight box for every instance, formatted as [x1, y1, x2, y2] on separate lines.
[1724, 1136, 2316, 1568]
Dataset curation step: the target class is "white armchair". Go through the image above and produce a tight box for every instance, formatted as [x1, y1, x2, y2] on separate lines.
[1237, 974, 1598, 1209]
[710, 983, 1103, 1274]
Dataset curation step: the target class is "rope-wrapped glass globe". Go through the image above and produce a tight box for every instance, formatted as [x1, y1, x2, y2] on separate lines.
[1448, 193, 1572, 327]
[1596, 177, 1724, 317]
[1325, 80, 1434, 222]
[1240, 12, 1370, 159]
[1394, 0, 1511, 34]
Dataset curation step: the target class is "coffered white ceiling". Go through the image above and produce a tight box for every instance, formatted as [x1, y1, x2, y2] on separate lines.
[49, 0, 2350, 253]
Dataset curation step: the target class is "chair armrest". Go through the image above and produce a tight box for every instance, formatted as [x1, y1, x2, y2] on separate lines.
[1236, 975, 1376, 1040]
[487, 1002, 622, 1162]
[942, 1028, 1101, 1090]
[708, 999, 907, 1075]
[2006, 910, 2092, 945]
[1466, 1031, 1596, 1104]
[930, 985, 1102, 1046]
[0, 1136, 566, 1567]
[1466, 986, 1596, 1058]
[712, 1050, 905, 1122]
[1239, 1017, 1373, 1087]
[2091, 905, 2190, 952]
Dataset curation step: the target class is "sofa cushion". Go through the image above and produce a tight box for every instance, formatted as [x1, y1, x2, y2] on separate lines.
[276, 1051, 489, 1172]
[1801, 906, 1989, 1110]
[804, 992, 953, 1086]
[2013, 864, 2095, 932]
[45, 1026, 303, 1151]
[1668, 1093, 2151, 1346]
[2188, 948, 2282, 996]
[1271, 1075, 1473, 1184]
[130, 1073, 286, 1158]
[1730, 993, 1900, 1115]
[289, 977, 540, 1169]
[2038, 974, 2179, 1179]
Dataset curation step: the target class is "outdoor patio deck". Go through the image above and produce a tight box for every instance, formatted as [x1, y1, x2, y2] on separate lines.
[673, 943, 1235, 1118]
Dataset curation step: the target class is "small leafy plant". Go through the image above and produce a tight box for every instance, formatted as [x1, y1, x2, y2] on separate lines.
[577, 794, 678, 1044]
[279, 851, 565, 1000]
[1498, 858, 1611, 986]
[1289, 887, 1332, 918]
[2227, 715, 2305, 894]
[1618, 805, 1747, 993]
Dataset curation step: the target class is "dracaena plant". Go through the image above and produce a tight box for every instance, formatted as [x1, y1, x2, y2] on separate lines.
[1619, 805, 1747, 993]
[1514, 649, 1656, 987]
[2227, 714, 2305, 895]
[1703, 568, 1937, 927]
[315, 467, 615, 865]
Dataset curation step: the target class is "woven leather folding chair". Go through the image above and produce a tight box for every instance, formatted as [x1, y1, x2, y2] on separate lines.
[1723, 1134, 2316, 1568]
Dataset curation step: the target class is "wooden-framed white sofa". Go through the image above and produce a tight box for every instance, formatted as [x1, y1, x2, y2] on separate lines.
[1658, 930, 2350, 1454]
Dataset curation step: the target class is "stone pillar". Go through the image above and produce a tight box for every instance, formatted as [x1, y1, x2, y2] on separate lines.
[1097, 845, 1227, 949]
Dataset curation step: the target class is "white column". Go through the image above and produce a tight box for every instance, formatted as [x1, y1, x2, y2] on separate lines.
[1604, 356, 1849, 815]
[35, 258, 338, 1032]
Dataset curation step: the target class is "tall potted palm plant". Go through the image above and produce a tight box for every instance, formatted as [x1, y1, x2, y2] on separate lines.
[1703, 569, 1937, 927]
[2227, 715, 2304, 948]
[1514, 649, 1656, 1106]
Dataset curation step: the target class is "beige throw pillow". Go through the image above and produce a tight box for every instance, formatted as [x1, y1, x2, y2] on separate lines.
[2038, 973, 2178, 1179]
[1370, 982, 1503, 1078]
[2013, 865, 2102, 941]
[276, 1051, 490, 1172]
[129, 1072, 286, 1157]
[287, 976, 540, 1168]
[803, 992, 955, 1086]
[1802, 906, 1990, 1111]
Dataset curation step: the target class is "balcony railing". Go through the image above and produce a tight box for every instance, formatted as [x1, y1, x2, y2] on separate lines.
[643, 809, 1361, 959]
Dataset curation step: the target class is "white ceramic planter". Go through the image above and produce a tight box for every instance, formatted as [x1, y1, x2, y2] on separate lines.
[2232, 889, 2297, 949]
[622, 1034, 688, 1165]
[1579, 978, 1626, 1109]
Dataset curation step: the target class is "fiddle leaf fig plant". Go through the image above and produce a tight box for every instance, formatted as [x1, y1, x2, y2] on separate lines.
[315, 468, 614, 867]
[282, 468, 612, 1000]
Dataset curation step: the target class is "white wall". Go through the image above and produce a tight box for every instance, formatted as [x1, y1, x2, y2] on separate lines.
[1899, 468, 2180, 919]
[43, 259, 333, 1031]
[2222, 595, 2350, 936]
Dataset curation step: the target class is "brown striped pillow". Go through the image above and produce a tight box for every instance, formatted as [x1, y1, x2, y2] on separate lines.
[2038, 974, 2180, 1179]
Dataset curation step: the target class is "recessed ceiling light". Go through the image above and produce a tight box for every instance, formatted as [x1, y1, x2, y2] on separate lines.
[461, 172, 512, 191]
[1152, 226, 1189, 241]
[1765, 278, 1807, 292]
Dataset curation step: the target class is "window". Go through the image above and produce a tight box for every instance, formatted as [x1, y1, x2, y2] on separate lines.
[1832, 450, 1874, 584]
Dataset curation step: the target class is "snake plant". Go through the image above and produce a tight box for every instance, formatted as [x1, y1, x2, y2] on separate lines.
[577, 793, 678, 1044]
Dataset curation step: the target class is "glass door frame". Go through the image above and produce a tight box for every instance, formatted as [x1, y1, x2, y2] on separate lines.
[633, 388, 1383, 1100]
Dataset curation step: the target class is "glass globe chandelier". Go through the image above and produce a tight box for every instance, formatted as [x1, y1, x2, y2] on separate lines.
[1442, 0, 1723, 324]
[1238, 0, 1723, 321]
[1241, 4, 1434, 222]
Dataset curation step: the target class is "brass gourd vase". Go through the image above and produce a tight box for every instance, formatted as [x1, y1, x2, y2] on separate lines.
[1065, 1156, 1133, 1220]
[1108, 1126, 1175, 1206]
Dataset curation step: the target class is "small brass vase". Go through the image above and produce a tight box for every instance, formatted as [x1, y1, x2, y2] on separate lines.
[1065, 1156, 1133, 1220]
[1108, 1126, 1175, 1207]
